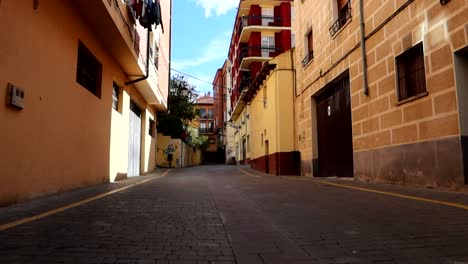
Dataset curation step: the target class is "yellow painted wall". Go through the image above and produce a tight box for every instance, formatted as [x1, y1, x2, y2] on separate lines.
[250, 50, 295, 160]
[156, 134, 201, 168]
[0, 1, 159, 205]
[233, 106, 251, 162]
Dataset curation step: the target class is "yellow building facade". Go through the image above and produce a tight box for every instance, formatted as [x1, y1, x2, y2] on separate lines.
[294, 0, 468, 189]
[248, 51, 300, 175]
[0, 0, 171, 205]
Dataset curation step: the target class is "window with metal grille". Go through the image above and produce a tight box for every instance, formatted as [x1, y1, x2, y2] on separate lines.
[76, 41, 102, 98]
[396, 43, 427, 101]
[154, 45, 159, 71]
[329, 0, 351, 36]
[112, 82, 120, 111]
[302, 30, 314, 66]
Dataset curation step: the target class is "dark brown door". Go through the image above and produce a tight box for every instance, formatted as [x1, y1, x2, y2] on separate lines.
[242, 138, 247, 165]
[316, 75, 353, 177]
[265, 140, 269, 174]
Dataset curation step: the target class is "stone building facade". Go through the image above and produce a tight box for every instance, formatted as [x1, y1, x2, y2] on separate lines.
[294, 0, 468, 189]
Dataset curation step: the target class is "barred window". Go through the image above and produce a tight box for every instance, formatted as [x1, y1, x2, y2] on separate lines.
[396, 43, 427, 101]
[76, 41, 102, 98]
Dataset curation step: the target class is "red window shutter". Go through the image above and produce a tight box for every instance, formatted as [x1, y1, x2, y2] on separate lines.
[338, 0, 348, 9]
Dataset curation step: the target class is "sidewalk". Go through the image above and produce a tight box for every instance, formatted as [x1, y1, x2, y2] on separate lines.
[240, 167, 468, 208]
[0, 168, 169, 227]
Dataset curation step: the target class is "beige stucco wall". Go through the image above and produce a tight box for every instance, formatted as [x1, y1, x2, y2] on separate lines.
[0, 1, 161, 205]
[294, 0, 468, 176]
[250, 51, 296, 160]
[156, 134, 201, 168]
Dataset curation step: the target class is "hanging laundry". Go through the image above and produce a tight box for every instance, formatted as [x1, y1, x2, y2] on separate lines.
[139, 0, 152, 29]
[134, 0, 143, 19]
[154, 0, 164, 33]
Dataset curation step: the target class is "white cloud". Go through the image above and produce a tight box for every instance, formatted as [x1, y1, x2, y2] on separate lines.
[172, 34, 230, 70]
[194, 0, 238, 17]
[191, 74, 214, 96]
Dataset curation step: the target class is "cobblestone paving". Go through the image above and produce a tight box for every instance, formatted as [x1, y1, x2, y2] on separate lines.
[1, 165, 468, 264]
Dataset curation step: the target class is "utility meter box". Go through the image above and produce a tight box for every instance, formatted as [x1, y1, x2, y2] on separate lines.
[8, 83, 25, 109]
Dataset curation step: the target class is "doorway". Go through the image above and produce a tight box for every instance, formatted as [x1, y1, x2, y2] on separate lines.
[315, 73, 353, 177]
[128, 101, 142, 177]
[242, 138, 247, 165]
[454, 46, 468, 184]
[265, 140, 269, 174]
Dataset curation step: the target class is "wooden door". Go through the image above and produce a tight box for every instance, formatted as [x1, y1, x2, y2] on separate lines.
[316, 76, 353, 177]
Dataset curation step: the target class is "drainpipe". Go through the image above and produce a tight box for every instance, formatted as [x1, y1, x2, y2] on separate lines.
[359, 0, 369, 96]
[168, 0, 173, 101]
[126, 28, 151, 85]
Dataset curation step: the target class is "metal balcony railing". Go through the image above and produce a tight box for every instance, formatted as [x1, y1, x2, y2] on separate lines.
[199, 128, 214, 134]
[329, 1, 352, 37]
[302, 50, 314, 67]
[237, 46, 283, 66]
[238, 15, 283, 32]
[200, 115, 214, 120]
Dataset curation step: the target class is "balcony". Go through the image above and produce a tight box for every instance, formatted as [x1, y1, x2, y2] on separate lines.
[302, 50, 314, 67]
[238, 46, 283, 70]
[329, 1, 352, 37]
[74, 0, 167, 109]
[74, 0, 142, 76]
[199, 128, 214, 134]
[200, 115, 214, 120]
[238, 16, 288, 43]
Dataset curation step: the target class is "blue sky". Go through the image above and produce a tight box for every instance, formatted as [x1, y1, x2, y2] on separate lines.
[171, 0, 238, 96]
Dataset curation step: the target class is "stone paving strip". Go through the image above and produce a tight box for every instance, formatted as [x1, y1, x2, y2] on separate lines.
[240, 167, 468, 210]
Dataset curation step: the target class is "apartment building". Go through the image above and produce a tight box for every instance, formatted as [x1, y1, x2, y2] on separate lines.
[0, 0, 171, 205]
[294, 0, 468, 189]
[213, 67, 227, 162]
[227, 0, 293, 169]
[195, 95, 217, 162]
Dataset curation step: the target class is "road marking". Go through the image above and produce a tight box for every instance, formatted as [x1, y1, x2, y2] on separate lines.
[0, 170, 170, 232]
[298, 178, 468, 211]
[239, 169, 262, 178]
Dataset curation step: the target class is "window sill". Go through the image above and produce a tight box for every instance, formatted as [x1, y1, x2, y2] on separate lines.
[303, 58, 314, 69]
[395, 91, 429, 106]
[331, 18, 352, 40]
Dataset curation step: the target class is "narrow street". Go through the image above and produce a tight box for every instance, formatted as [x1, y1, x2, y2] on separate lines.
[1, 165, 468, 264]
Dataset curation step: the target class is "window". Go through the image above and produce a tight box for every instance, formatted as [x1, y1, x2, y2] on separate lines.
[149, 119, 155, 137]
[396, 43, 427, 102]
[302, 30, 314, 66]
[200, 109, 206, 119]
[329, 0, 351, 36]
[263, 86, 268, 108]
[154, 45, 159, 71]
[262, 8, 274, 26]
[208, 109, 213, 119]
[76, 41, 102, 98]
[112, 82, 120, 111]
[261, 36, 276, 57]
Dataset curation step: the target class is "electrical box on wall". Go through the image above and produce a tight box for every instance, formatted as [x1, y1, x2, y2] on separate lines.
[7, 83, 25, 110]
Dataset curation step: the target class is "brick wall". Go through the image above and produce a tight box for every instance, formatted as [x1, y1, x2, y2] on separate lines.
[294, 0, 468, 189]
